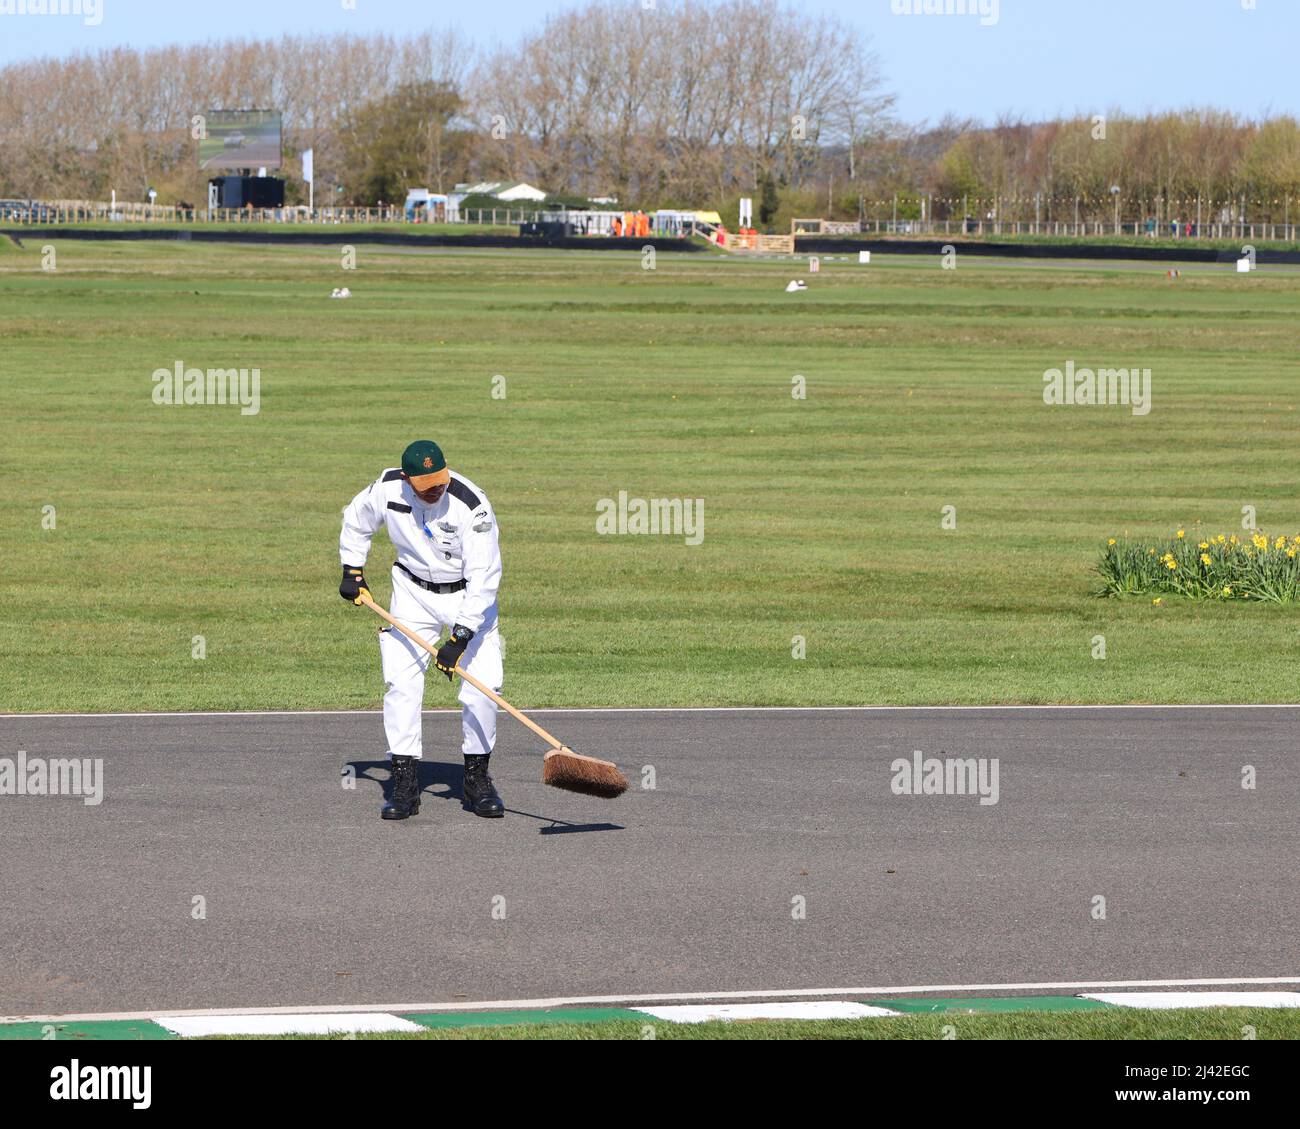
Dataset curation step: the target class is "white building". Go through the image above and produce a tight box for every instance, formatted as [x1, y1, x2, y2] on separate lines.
[457, 181, 548, 202]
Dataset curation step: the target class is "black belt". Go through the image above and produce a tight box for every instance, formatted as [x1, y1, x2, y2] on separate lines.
[394, 561, 466, 594]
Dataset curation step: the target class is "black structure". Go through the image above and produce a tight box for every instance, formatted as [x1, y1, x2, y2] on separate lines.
[520, 220, 578, 238]
[209, 176, 286, 209]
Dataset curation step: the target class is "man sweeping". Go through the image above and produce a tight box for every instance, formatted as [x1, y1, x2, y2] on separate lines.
[339, 440, 506, 821]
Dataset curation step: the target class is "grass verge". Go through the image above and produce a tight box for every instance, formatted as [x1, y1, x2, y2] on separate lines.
[1, 242, 1297, 710]
[208, 1007, 1300, 1040]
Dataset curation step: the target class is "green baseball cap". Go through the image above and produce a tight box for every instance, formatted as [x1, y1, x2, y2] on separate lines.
[401, 440, 449, 489]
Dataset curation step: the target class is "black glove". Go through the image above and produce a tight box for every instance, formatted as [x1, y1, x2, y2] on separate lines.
[339, 566, 370, 605]
[435, 624, 475, 680]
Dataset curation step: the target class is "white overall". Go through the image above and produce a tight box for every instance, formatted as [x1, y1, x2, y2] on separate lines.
[379, 567, 504, 760]
[340, 468, 504, 762]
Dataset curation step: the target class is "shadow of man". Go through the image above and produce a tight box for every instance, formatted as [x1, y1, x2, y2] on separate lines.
[345, 759, 624, 833]
[348, 758, 463, 809]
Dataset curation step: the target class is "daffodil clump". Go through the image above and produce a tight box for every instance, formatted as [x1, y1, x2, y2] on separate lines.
[1097, 529, 1300, 602]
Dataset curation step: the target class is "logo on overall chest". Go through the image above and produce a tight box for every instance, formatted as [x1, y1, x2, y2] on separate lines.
[421, 518, 458, 560]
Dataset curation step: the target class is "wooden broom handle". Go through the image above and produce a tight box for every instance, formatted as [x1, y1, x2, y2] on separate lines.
[358, 592, 564, 750]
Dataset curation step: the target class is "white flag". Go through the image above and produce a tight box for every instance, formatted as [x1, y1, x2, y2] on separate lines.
[302, 149, 314, 184]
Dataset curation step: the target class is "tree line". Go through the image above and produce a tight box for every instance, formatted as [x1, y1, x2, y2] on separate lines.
[1, 0, 1297, 228]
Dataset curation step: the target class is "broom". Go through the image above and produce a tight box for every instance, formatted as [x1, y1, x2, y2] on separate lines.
[358, 594, 627, 798]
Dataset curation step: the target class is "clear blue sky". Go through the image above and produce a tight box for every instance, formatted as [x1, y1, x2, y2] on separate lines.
[2, 0, 1296, 125]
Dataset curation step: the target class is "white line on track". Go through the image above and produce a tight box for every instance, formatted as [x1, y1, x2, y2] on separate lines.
[6, 976, 1298, 1024]
[2, 704, 1298, 719]
[157, 1013, 424, 1037]
[639, 1002, 901, 1023]
[1081, 992, 1300, 1010]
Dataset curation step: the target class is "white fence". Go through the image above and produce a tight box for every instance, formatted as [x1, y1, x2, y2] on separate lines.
[855, 218, 1299, 241]
[3, 200, 1296, 243]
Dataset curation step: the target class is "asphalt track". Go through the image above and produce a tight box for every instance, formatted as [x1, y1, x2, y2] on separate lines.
[1, 707, 1296, 1017]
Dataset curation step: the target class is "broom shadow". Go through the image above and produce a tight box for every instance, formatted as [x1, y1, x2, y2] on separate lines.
[347, 760, 624, 833]
[531, 814, 623, 835]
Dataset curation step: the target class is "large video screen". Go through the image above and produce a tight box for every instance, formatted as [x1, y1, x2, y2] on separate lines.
[198, 110, 282, 171]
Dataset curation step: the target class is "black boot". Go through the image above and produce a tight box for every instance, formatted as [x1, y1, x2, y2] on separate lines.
[462, 754, 504, 818]
[382, 755, 421, 820]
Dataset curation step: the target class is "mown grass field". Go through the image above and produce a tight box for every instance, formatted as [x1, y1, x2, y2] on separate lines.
[1, 238, 1297, 711]
[217, 1007, 1300, 1041]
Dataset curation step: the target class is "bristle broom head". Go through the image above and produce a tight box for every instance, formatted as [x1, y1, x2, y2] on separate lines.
[542, 746, 627, 798]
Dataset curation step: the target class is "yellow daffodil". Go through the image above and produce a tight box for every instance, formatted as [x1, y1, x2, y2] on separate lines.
[1222, 586, 1232, 596]
[1107, 538, 1116, 546]
[1275, 536, 1287, 550]
[1217, 534, 1226, 544]
[1176, 529, 1185, 539]
[1200, 553, 1211, 565]
[1152, 598, 1163, 605]
[1165, 560, 1178, 570]
[1253, 534, 1268, 551]
[1198, 541, 1209, 549]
